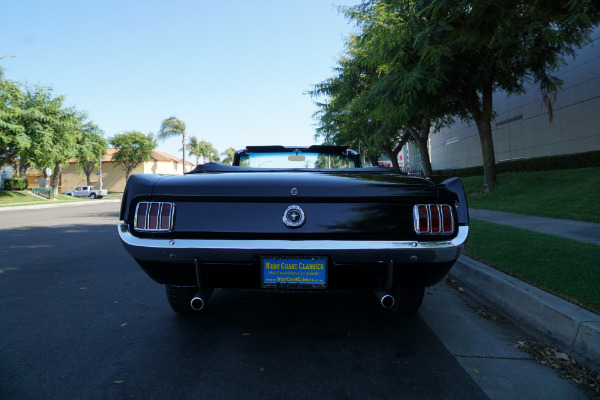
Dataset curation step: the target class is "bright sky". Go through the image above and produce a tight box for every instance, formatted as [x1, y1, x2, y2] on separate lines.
[1, 0, 358, 161]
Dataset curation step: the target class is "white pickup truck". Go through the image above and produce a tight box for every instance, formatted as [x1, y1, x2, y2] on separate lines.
[64, 186, 107, 199]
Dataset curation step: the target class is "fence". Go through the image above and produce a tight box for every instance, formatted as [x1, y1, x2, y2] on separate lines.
[31, 187, 54, 199]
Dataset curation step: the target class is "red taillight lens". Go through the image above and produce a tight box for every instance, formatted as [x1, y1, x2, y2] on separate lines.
[430, 205, 441, 233]
[417, 205, 429, 233]
[135, 203, 148, 230]
[160, 203, 172, 230]
[441, 205, 453, 233]
[414, 204, 454, 235]
[148, 203, 160, 230]
[134, 202, 174, 231]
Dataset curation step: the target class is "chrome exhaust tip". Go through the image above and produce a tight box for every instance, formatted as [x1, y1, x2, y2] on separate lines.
[190, 296, 205, 311]
[374, 288, 395, 309]
[190, 287, 214, 311]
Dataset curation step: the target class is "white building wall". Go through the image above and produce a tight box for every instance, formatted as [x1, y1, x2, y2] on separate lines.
[430, 28, 600, 171]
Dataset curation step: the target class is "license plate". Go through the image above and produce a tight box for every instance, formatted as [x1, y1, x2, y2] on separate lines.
[261, 256, 327, 289]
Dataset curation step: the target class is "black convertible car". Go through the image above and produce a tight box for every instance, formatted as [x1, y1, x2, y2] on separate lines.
[118, 145, 469, 314]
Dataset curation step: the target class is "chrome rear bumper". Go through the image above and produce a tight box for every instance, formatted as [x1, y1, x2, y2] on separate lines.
[118, 224, 468, 265]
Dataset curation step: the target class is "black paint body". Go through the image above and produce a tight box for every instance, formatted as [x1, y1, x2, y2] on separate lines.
[119, 161, 468, 290]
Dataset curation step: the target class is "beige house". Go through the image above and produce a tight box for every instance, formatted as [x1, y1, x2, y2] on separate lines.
[59, 149, 193, 193]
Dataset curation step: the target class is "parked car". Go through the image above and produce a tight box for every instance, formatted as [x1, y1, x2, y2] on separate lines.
[64, 186, 107, 199]
[118, 145, 469, 315]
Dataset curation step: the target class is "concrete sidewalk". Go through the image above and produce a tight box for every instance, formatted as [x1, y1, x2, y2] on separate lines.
[469, 208, 600, 245]
[451, 208, 600, 373]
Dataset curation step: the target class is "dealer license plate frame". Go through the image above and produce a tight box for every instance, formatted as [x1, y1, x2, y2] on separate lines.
[261, 255, 328, 290]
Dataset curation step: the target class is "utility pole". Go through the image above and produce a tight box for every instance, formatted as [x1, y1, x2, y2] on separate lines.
[99, 155, 103, 190]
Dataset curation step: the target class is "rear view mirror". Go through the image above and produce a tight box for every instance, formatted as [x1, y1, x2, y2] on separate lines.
[288, 155, 306, 162]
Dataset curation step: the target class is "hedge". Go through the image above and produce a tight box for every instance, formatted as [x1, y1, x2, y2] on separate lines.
[3, 178, 28, 191]
[434, 150, 600, 177]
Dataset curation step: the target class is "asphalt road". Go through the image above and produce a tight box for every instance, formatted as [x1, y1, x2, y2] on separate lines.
[0, 203, 588, 400]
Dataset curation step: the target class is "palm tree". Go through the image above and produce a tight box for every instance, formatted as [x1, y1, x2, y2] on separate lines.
[187, 137, 219, 165]
[208, 147, 220, 163]
[188, 136, 203, 165]
[158, 116, 187, 172]
[220, 147, 236, 165]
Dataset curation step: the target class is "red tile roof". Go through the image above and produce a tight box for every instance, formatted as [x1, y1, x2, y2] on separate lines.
[70, 149, 193, 165]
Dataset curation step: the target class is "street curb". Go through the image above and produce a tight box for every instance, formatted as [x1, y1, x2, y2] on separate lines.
[449, 255, 600, 373]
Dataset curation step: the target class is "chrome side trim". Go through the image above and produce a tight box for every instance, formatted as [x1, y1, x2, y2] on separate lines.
[118, 224, 468, 264]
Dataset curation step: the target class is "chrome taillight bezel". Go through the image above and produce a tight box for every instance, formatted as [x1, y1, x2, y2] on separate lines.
[134, 202, 175, 232]
[413, 204, 454, 235]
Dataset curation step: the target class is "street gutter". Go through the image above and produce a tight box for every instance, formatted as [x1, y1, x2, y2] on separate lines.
[450, 255, 600, 374]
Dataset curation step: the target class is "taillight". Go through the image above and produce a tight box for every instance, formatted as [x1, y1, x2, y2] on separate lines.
[417, 205, 428, 232]
[160, 203, 172, 230]
[134, 202, 174, 231]
[413, 204, 454, 235]
[430, 205, 441, 233]
[135, 203, 148, 230]
[441, 205, 453, 233]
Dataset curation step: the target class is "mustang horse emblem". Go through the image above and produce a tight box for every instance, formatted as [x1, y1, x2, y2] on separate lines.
[283, 205, 305, 228]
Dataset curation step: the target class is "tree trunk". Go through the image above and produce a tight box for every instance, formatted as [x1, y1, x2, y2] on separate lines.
[83, 161, 94, 186]
[367, 155, 379, 166]
[475, 117, 497, 192]
[473, 83, 497, 192]
[182, 131, 187, 173]
[407, 119, 433, 177]
[19, 162, 29, 178]
[383, 146, 400, 172]
[393, 132, 410, 173]
[51, 162, 62, 196]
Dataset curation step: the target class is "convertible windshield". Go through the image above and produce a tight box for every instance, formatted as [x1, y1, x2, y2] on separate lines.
[239, 152, 356, 169]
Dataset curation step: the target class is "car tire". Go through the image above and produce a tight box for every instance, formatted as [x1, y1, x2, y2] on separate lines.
[90, 193, 97, 199]
[389, 285, 425, 315]
[165, 285, 201, 315]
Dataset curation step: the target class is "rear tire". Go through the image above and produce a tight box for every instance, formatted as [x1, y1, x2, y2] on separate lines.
[165, 285, 200, 315]
[389, 285, 425, 315]
[90, 193, 97, 199]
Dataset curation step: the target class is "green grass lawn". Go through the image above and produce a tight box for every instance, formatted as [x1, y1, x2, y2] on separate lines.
[465, 219, 600, 314]
[460, 167, 600, 223]
[0, 190, 89, 206]
[0, 190, 121, 206]
[0, 190, 47, 204]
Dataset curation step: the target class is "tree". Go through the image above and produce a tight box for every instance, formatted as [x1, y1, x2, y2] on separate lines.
[311, 34, 421, 173]
[205, 144, 220, 163]
[158, 116, 187, 172]
[187, 137, 219, 164]
[347, 0, 600, 191]
[110, 131, 156, 181]
[16, 85, 83, 195]
[311, 42, 385, 166]
[0, 74, 27, 169]
[220, 147, 236, 165]
[76, 122, 107, 185]
[332, 4, 465, 177]
[1, 69, 103, 192]
[48, 107, 85, 196]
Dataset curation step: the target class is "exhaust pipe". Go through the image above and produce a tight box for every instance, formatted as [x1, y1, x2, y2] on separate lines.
[374, 288, 395, 309]
[190, 295, 205, 311]
[190, 287, 214, 311]
[190, 259, 214, 311]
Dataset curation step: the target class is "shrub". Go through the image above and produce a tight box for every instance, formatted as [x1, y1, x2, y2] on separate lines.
[434, 150, 600, 177]
[3, 178, 28, 190]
